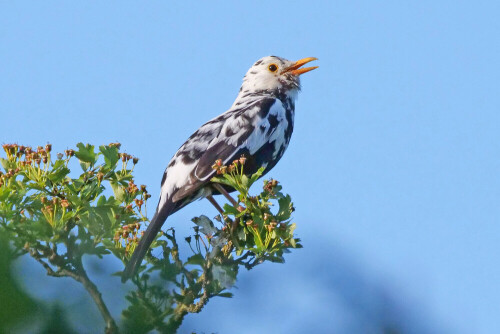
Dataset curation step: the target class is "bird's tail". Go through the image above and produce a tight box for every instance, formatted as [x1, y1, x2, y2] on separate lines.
[121, 199, 176, 282]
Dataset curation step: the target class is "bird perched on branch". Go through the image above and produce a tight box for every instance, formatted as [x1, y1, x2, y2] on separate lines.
[122, 56, 318, 281]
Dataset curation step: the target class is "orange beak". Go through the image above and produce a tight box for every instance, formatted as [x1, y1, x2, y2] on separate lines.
[282, 57, 318, 76]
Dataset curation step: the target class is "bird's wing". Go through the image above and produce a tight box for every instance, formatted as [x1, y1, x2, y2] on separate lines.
[172, 97, 282, 201]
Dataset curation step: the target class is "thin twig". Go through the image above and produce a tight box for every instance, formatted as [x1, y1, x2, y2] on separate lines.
[30, 248, 119, 334]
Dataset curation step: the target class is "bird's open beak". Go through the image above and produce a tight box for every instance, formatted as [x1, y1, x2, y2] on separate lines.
[282, 57, 318, 76]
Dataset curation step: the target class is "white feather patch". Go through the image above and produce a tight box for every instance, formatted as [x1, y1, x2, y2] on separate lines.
[159, 161, 196, 207]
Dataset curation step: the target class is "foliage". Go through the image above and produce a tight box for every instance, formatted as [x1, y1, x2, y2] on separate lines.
[0, 143, 301, 333]
[0, 230, 38, 332]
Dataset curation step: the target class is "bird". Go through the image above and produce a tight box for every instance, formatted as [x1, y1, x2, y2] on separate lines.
[122, 55, 318, 282]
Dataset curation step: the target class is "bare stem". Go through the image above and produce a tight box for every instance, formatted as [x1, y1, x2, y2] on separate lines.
[30, 249, 119, 334]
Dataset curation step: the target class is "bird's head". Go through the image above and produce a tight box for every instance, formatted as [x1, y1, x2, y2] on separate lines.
[238, 56, 318, 100]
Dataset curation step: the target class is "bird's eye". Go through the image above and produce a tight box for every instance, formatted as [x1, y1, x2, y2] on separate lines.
[268, 64, 278, 72]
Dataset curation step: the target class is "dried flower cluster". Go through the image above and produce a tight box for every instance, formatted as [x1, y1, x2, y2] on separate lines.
[211, 154, 247, 175]
[114, 222, 144, 255]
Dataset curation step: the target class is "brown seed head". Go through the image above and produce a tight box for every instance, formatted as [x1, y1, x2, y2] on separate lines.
[127, 181, 138, 194]
[109, 142, 121, 149]
[134, 199, 144, 209]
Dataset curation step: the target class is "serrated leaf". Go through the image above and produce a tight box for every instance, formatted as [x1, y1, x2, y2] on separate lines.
[52, 159, 65, 169]
[276, 195, 292, 221]
[47, 165, 70, 183]
[99, 145, 119, 169]
[96, 195, 106, 206]
[110, 181, 125, 202]
[250, 167, 265, 183]
[191, 215, 217, 235]
[74, 143, 97, 164]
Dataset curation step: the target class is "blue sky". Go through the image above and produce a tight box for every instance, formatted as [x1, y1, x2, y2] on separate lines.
[1, 1, 499, 333]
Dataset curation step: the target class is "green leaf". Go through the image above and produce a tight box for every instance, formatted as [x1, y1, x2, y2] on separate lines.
[47, 165, 70, 183]
[210, 176, 233, 187]
[222, 203, 240, 216]
[251, 228, 264, 250]
[185, 254, 204, 266]
[241, 174, 249, 189]
[237, 226, 246, 241]
[74, 143, 97, 164]
[96, 195, 107, 207]
[110, 181, 125, 202]
[0, 158, 13, 171]
[217, 292, 233, 298]
[250, 167, 265, 184]
[99, 145, 119, 169]
[211, 265, 236, 289]
[192, 215, 217, 235]
[266, 256, 285, 264]
[276, 194, 293, 221]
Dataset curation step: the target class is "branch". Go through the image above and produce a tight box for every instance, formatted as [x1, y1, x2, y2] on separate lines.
[75, 269, 119, 334]
[30, 248, 119, 334]
[166, 260, 212, 332]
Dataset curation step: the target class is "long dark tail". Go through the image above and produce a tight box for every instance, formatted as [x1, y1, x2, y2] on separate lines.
[121, 199, 176, 282]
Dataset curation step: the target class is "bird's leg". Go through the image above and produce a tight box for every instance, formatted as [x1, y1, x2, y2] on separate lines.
[212, 183, 239, 207]
[211, 184, 244, 235]
[207, 194, 238, 232]
[206, 195, 224, 215]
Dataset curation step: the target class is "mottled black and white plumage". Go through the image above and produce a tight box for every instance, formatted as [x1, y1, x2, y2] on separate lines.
[122, 56, 317, 281]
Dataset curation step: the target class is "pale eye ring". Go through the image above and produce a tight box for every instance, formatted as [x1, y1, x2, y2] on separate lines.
[268, 64, 278, 72]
